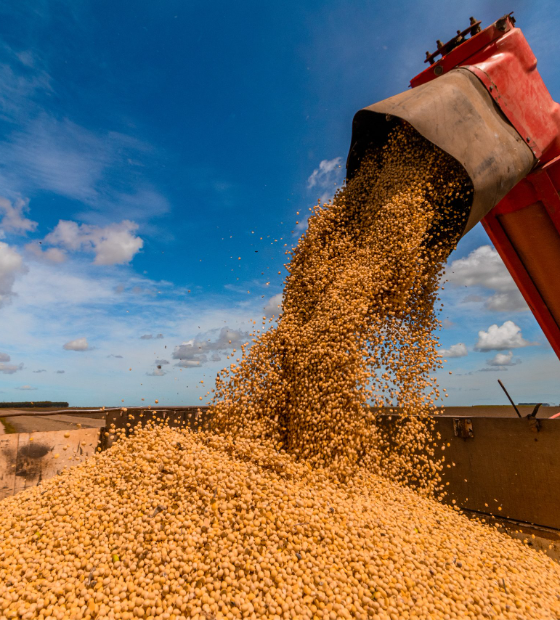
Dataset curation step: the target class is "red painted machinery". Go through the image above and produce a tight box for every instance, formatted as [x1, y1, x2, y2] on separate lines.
[347, 13, 560, 359]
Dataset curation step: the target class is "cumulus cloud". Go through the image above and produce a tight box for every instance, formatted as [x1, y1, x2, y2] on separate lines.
[33, 369, 46, 373]
[0, 352, 10, 362]
[307, 157, 343, 189]
[107, 354, 123, 358]
[263, 293, 283, 317]
[474, 321, 535, 351]
[140, 333, 164, 340]
[446, 245, 527, 312]
[56, 370, 65, 374]
[485, 293, 527, 312]
[439, 343, 468, 358]
[16, 385, 37, 390]
[173, 327, 249, 369]
[63, 337, 90, 351]
[44, 220, 143, 265]
[0, 196, 37, 234]
[486, 350, 521, 367]
[147, 367, 166, 376]
[155, 359, 169, 365]
[0, 241, 28, 307]
[0, 362, 23, 374]
[25, 242, 66, 263]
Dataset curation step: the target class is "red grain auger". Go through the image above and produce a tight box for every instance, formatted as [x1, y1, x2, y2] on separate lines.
[347, 13, 560, 359]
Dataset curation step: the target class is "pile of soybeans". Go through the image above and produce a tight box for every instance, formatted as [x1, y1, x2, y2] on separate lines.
[1, 125, 560, 619]
[213, 125, 472, 491]
[1, 427, 559, 620]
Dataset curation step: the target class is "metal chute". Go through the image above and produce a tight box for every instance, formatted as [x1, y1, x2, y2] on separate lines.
[346, 68, 534, 236]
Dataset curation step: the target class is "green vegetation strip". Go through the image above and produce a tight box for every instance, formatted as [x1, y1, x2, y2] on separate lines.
[0, 401, 68, 408]
[0, 418, 17, 434]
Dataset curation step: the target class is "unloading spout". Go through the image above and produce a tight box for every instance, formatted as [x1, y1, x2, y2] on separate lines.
[346, 13, 560, 358]
[346, 68, 534, 236]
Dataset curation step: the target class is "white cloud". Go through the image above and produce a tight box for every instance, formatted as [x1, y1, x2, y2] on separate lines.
[0, 113, 170, 223]
[263, 293, 283, 317]
[147, 367, 166, 376]
[0, 54, 53, 123]
[0, 362, 23, 374]
[140, 333, 164, 340]
[484, 293, 527, 312]
[25, 242, 66, 263]
[0, 196, 37, 234]
[44, 220, 143, 265]
[446, 245, 527, 312]
[439, 343, 468, 358]
[172, 327, 249, 369]
[307, 157, 343, 189]
[0, 241, 28, 307]
[16, 385, 37, 391]
[475, 321, 535, 351]
[0, 352, 10, 362]
[487, 351, 521, 367]
[175, 359, 201, 368]
[63, 337, 90, 351]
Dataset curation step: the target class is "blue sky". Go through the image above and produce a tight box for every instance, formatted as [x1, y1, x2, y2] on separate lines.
[0, 0, 559, 407]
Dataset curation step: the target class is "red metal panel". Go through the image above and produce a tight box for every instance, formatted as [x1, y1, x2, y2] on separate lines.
[529, 165, 560, 234]
[411, 16, 560, 361]
[467, 29, 560, 163]
[411, 19, 560, 164]
[482, 172, 560, 360]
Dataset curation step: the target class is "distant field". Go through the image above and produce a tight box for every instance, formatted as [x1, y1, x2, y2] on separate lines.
[1, 404, 558, 435]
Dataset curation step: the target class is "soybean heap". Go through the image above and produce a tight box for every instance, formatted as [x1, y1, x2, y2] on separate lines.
[1, 127, 560, 620]
[213, 125, 471, 491]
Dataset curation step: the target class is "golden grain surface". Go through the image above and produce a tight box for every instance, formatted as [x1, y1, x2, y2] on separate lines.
[1, 426, 560, 620]
[2, 126, 559, 620]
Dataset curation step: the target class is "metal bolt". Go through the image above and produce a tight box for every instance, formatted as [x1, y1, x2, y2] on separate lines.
[434, 66, 444, 76]
[496, 17, 508, 32]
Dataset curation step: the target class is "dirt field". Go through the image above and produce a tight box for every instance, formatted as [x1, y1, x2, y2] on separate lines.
[0, 409, 106, 434]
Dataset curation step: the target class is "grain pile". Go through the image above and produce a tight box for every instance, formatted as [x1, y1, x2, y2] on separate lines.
[213, 125, 471, 490]
[3, 125, 560, 620]
[1, 425, 560, 620]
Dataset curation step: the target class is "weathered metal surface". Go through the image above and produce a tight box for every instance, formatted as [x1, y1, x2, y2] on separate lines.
[453, 418, 473, 438]
[433, 416, 560, 530]
[0, 429, 100, 498]
[346, 68, 534, 236]
[105, 407, 212, 432]
[423, 16, 481, 66]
